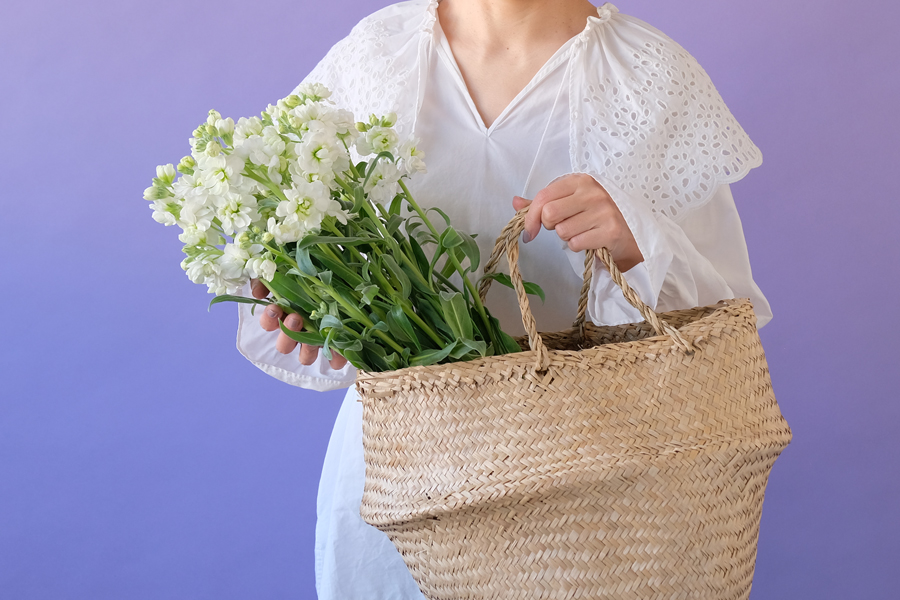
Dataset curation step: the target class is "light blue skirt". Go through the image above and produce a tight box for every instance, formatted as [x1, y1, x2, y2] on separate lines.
[315, 386, 427, 599]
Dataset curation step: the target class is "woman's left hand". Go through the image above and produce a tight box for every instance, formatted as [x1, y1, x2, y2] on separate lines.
[513, 173, 644, 272]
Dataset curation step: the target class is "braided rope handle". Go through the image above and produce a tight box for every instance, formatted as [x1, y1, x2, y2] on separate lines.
[479, 209, 694, 366]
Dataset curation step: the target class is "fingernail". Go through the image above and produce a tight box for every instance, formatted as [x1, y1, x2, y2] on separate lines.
[266, 306, 279, 318]
[522, 231, 532, 244]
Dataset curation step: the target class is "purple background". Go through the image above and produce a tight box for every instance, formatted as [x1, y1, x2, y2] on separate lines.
[1, 0, 897, 598]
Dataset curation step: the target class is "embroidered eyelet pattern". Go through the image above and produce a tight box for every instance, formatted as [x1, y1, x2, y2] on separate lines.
[574, 21, 762, 221]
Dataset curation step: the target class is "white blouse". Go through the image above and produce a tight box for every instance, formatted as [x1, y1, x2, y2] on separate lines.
[234, 2, 771, 597]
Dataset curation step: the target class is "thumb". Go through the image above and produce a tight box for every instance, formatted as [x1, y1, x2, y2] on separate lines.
[512, 195, 532, 211]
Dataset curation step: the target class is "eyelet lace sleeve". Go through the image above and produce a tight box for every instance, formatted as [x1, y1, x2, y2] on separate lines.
[570, 8, 763, 222]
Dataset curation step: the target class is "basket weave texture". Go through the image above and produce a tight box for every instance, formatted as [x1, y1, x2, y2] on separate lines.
[356, 210, 792, 600]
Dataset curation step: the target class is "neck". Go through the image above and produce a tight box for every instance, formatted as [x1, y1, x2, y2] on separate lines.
[437, 0, 598, 56]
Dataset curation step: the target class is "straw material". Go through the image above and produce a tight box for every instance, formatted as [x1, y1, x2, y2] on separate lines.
[356, 209, 791, 599]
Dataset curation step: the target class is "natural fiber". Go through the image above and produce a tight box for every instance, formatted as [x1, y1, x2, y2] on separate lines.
[357, 209, 791, 599]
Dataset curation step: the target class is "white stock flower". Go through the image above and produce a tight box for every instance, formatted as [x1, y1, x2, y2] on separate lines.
[295, 127, 349, 180]
[234, 135, 282, 171]
[267, 180, 347, 244]
[398, 138, 427, 175]
[197, 154, 245, 196]
[266, 216, 304, 245]
[215, 117, 234, 136]
[364, 161, 402, 204]
[332, 109, 359, 144]
[290, 102, 337, 136]
[234, 116, 263, 142]
[214, 191, 259, 235]
[295, 82, 332, 102]
[247, 255, 277, 281]
[356, 126, 399, 156]
[217, 243, 251, 284]
[181, 250, 233, 294]
[150, 199, 179, 226]
[156, 164, 176, 185]
[172, 172, 204, 200]
[261, 126, 286, 156]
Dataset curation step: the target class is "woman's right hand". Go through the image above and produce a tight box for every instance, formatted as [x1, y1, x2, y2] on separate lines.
[251, 279, 349, 370]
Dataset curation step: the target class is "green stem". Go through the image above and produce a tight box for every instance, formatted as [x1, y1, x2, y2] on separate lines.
[400, 302, 445, 347]
[399, 179, 491, 330]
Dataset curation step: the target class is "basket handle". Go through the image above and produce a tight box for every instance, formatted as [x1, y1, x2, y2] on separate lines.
[478, 209, 693, 369]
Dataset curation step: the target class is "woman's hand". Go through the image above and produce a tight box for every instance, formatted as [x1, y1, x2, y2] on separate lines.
[513, 173, 644, 272]
[250, 279, 349, 370]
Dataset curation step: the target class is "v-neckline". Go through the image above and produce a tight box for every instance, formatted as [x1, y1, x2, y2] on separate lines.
[433, 16, 582, 137]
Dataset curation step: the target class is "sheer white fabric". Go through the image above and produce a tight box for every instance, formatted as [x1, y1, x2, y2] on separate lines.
[234, 2, 772, 597]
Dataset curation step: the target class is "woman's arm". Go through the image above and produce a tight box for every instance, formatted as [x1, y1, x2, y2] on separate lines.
[516, 174, 771, 327]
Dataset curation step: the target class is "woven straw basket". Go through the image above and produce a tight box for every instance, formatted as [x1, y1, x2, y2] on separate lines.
[356, 209, 792, 600]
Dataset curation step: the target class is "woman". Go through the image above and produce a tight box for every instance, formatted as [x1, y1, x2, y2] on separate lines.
[236, 1, 771, 597]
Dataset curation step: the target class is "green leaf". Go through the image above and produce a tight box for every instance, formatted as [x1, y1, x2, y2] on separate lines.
[339, 346, 370, 371]
[278, 322, 325, 346]
[294, 247, 318, 277]
[381, 255, 411, 299]
[418, 299, 455, 338]
[408, 235, 430, 274]
[208, 295, 271, 311]
[319, 270, 333, 286]
[385, 306, 421, 352]
[427, 206, 452, 228]
[332, 337, 363, 353]
[439, 226, 464, 249]
[439, 290, 474, 341]
[488, 314, 522, 355]
[458, 231, 480, 273]
[388, 195, 403, 216]
[355, 283, 380, 305]
[319, 314, 343, 330]
[297, 235, 374, 250]
[385, 213, 404, 236]
[459, 338, 488, 357]
[312, 251, 364, 287]
[322, 326, 337, 361]
[479, 272, 546, 303]
[409, 341, 458, 367]
[351, 185, 366, 214]
[383, 352, 402, 370]
[267, 271, 317, 314]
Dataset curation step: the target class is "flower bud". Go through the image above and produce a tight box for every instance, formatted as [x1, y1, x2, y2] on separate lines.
[156, 163, 176, 184]
[216, 117, 234, 136]
[382, 112, 397, 127]
[177, 155, 196, 175]
[207, 109, 222, 126]
[282, 95, 302, 109]
[144, 185, 159, 201]
[205, 140, 223, 157]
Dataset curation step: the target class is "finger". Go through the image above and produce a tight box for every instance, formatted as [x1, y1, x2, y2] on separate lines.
[523, 177, 580, 243]
[329, 352, 348, 370]
[260, 304, 284, 331]
[540, 193, 596, 230]
[250, 279, 270, 299]
[275, 312, 304, 354]
[299, 343, 320, 366]
[512, 196, 532, 211]
[553, 213, 597, 244]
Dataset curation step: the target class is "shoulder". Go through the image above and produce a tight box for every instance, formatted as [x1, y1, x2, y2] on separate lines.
[297, 1, 432, 130]
[572, 5, 763, 221]
[347, 0, 434, 38]
[313, 0, 432, 72]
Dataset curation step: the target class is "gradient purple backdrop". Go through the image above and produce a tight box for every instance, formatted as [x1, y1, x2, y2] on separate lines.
[1, 1, 897, 598]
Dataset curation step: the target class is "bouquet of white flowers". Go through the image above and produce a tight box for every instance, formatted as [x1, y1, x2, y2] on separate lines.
[146, 83, 542, 372]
